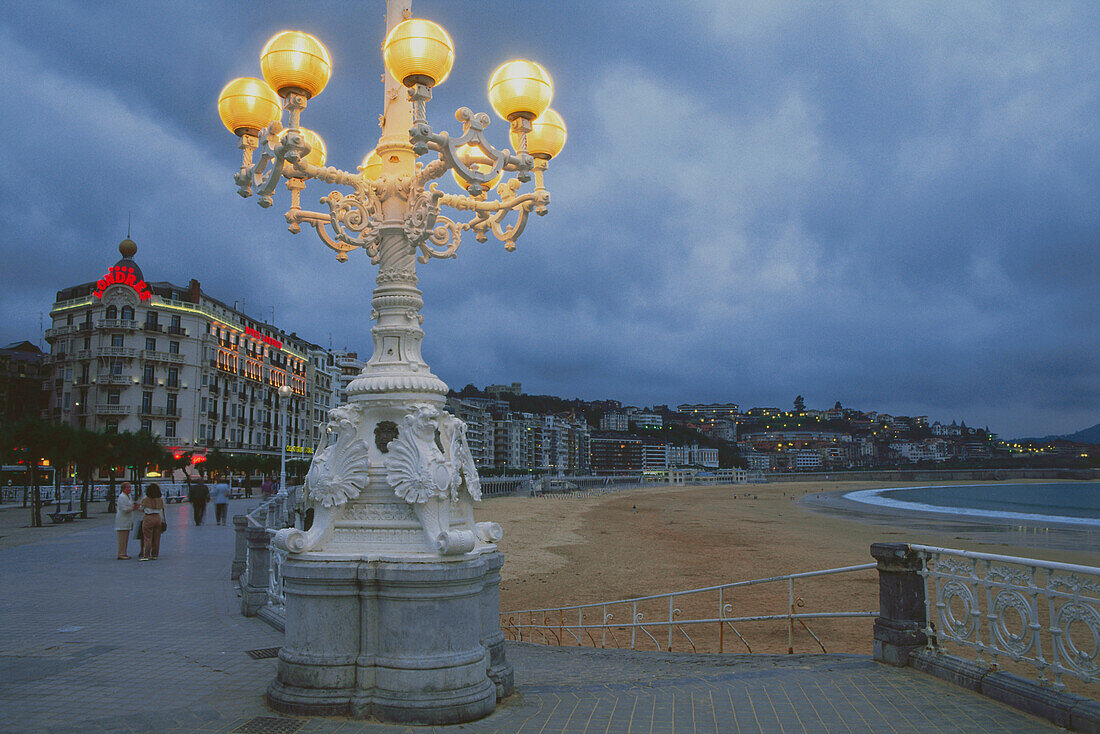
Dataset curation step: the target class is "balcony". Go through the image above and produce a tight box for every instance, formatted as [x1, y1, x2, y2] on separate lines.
[209, 384, 220, 395]
[141, 350, 185, 364]
[97, 318, 138, 330]
[139, 406, 179, 418]
[45, 352, 67, 364]
[97, 347, 138, 359]
[166, 325, 188, 336]
[95, 404, 131, 415]
[44, 325, 75, 340]
[96, 373, 132, 386]
[77, 322, 93, 332]
[143, 323, 163, 333]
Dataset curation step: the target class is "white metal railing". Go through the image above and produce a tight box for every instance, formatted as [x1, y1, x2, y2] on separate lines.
[911, 544, 1100, 690]
[501, 563, 877, 654]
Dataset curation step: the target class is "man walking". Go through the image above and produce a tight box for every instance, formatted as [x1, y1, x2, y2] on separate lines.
[211, 478, 231, 526]
[188, 477, 210, 526]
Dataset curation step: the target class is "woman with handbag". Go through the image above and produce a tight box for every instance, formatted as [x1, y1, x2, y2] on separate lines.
[139, 483, 167, 561]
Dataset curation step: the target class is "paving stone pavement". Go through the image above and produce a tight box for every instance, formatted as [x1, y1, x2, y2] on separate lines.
[0, 502, 1062, 733]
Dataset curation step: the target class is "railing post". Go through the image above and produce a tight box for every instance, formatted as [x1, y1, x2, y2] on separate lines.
[871, 542, 928, 666]
[231, 514, 249, 579]
[241, 524, 272, 616]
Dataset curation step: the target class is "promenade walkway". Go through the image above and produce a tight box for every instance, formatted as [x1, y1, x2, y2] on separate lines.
[0, 502, 1060, 733]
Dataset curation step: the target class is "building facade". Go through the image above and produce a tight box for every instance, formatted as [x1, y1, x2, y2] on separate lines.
[0, 341, 46, 431]
[43, 238, 338, 462]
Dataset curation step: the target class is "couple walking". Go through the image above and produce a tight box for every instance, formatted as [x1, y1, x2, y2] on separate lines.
[188, 478, 231, 526]
[113, 482, 167, 561]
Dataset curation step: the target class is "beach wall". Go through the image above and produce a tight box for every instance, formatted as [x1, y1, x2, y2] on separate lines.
[765, 468, 1098, 483]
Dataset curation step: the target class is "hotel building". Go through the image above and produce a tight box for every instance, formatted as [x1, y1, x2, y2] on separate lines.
[43, 238, 337, 461]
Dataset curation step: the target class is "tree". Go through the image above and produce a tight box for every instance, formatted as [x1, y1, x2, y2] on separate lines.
[793, 395, 806, 413]
[0, 419, 53, 527]
[71, 429, 107, 519]
[41, 423, 78, 515]
[102, 431, 126, 513]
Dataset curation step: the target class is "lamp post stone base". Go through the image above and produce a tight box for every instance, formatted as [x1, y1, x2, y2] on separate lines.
[267, 550, 508, 725]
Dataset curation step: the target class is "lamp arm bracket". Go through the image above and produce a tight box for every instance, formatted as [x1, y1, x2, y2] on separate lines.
[319, 188, 385, 262]
[414, 214, 465, 263]
[284, 209, 365, 263]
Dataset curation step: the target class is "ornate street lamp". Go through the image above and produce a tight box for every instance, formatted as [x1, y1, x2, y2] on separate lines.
[217, 1, 564, 724]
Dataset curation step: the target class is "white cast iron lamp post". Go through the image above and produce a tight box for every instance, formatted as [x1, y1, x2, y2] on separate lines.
[217, 1, 564, 724]
[278, 383, 291, 492]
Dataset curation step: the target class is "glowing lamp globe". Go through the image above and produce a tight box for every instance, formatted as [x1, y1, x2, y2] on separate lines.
[261, 31, 332, 98]
[510, 107, 566, 159]
[361, 149, 383, 180]
[450, 143, 501, 191]
[217, 77, 281, 136]
[488, 60, 552, 122]
[281, 127, 327, 169]
[383, 19, 455, 87]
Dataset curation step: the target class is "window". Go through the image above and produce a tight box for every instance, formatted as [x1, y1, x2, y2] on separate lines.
[167, 367, 179, 388]
[145, 337, 156, 351]
[66, 314, 73, 326]
[106, 421, 118, 433]
[145, 311, 158, 327]
[143, 365, 155, 386]
[111, 334, 124, 347]
[141, 419, 152, 433]
[166, 394, 177, 416]
[202, 373, 208, 386]
[199, 424, 206, 439]
[169, 341, 179, 354]
[110, 360, 123, 376]
[231, 404, 237, 418]
[165, 421, 176, 438]
[107, 391, 120, 405]
[171, 314, 181, 328]
[83, 337, 90, 350]
[106, 305, 117, 319]
[142, 392, 152, 413]
[63, 393, 71, 409]
[121, 306, 134, 321]
[201, 397, 207, 412]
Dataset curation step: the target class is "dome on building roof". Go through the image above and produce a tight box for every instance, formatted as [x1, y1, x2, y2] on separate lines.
[112, 237, 144, 284]
[119, 237, 137, 258]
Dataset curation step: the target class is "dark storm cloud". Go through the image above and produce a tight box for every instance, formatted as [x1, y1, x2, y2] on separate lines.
[0, 1, 1096, 438]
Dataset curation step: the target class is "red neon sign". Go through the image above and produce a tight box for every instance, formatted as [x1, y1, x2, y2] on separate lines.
[245, 326, 282, 350]
[93, 265, 152, 301]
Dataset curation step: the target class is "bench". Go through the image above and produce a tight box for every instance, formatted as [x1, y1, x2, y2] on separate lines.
[48, 510, 80, 524]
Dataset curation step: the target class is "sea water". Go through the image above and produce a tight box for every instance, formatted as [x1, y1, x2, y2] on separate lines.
[844, 482, 1100, 528]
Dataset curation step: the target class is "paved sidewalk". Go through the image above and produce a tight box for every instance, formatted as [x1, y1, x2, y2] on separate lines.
[0, 502, 1060, 733]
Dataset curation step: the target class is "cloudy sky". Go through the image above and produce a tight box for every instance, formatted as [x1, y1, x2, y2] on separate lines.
[1, 1, 1097, 438]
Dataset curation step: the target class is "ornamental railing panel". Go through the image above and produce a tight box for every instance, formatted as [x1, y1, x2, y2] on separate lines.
[501, 563, 877, 654]
[911, 544, 1100, 690]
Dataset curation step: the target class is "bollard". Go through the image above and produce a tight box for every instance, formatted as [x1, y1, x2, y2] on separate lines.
[231, 514, 249, 580]
[871, 542, 927, 666]
[241, 524, 272, 616]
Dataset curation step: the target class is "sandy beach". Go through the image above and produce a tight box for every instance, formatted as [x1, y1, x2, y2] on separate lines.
[477, 480, 1100, 658]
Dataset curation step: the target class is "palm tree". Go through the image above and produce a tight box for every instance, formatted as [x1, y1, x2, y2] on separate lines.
[2, 419, 61, 527]
[41, 423, 78, 515]
[71, 429, 106, 519]
[102, 431, 125, 513]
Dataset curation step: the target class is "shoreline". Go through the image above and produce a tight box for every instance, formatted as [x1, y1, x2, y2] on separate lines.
[799, 483, 1100, 554]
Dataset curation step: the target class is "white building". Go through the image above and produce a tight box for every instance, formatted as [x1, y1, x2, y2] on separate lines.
[43, 237, 340, 464]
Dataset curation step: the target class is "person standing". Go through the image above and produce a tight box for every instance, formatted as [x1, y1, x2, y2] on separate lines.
[139, 483, 166, 561]
[188, 478, 210, 526]
[211, 478, 231, 526]
[114, 482, 136, 560]
[261, 476, 273, 498]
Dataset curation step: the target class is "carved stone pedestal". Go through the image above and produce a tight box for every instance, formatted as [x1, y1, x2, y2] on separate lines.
[267, 550, 509, 724]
